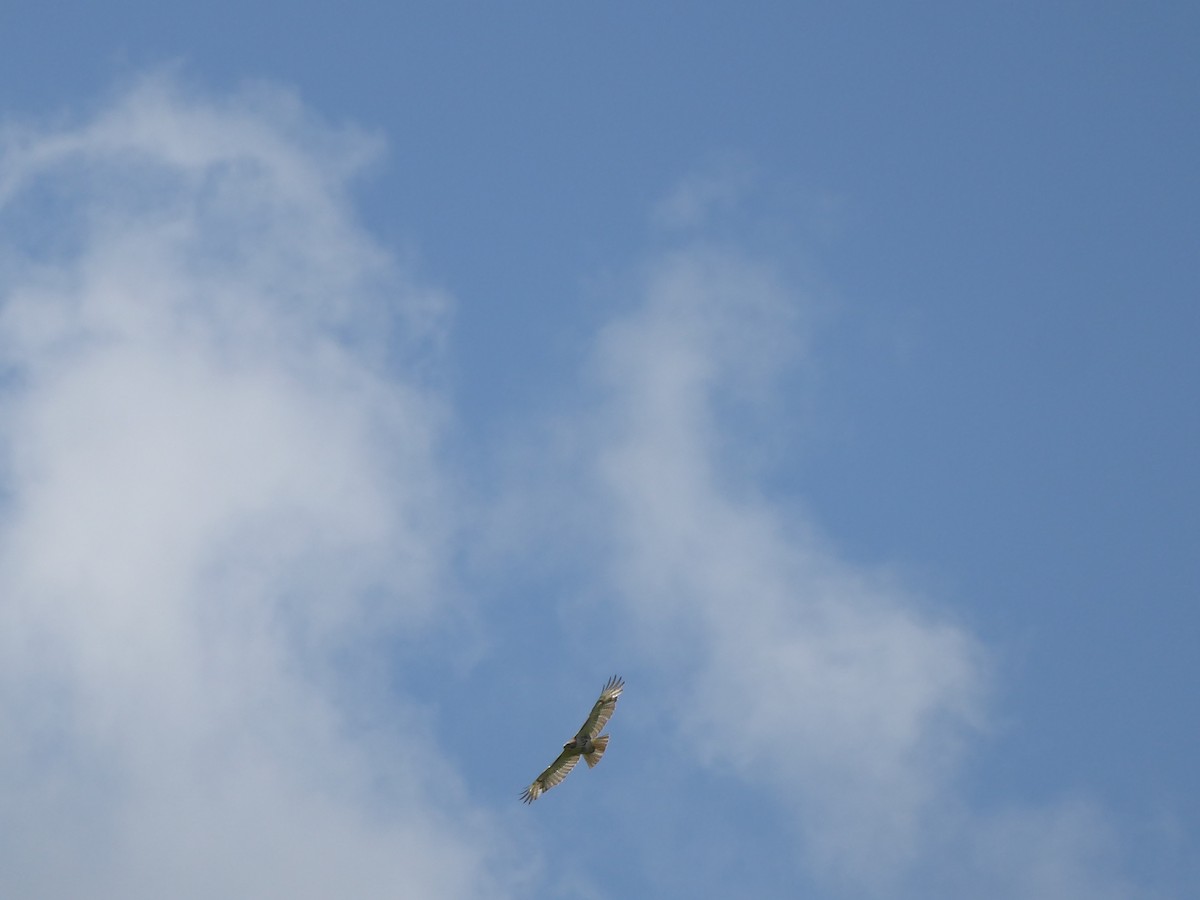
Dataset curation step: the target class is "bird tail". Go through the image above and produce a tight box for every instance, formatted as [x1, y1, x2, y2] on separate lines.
[584, 734, 610, 768]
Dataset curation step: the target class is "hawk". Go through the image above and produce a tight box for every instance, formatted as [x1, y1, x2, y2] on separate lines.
[521, 675, 624, 803]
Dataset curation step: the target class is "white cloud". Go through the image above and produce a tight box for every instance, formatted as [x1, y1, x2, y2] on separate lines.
[579, 238, 1143, 897]
[587, 244, 985, 887]
[0, 75, 514, 898]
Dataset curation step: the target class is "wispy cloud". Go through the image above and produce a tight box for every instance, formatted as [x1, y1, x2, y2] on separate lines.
[581, 243, 985, 888]
[650, 160, 756, 232]
[0, 75, 513, 899]
[566, 230, 1148, 897]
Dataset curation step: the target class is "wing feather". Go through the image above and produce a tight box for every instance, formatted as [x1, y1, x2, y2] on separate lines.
[576, 675, 624, 740]
[521, 748, 581, 804]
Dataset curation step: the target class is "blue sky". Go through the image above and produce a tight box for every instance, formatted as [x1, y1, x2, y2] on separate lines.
[0, 3, 1196, 898]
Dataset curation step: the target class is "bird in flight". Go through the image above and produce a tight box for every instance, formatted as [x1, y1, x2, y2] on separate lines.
[521, 675, 624, 803]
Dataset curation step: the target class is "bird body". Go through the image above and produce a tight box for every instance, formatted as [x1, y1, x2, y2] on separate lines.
[521, 675, 623, 803]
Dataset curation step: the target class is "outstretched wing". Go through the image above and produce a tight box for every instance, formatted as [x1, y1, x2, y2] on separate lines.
[576, 675, 624, 740]
[521, 748, 581, 804]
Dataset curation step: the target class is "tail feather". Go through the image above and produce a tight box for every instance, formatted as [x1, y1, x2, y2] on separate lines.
[584, 734, 610, 768]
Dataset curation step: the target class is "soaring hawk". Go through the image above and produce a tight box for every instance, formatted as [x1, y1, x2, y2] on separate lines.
[521, 675, 624, 803]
